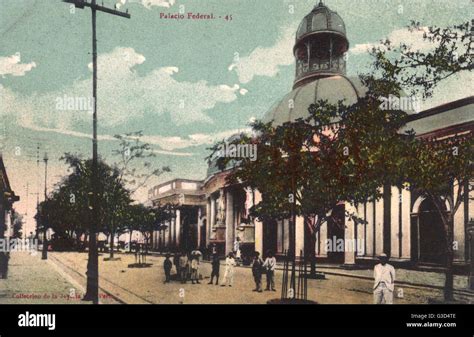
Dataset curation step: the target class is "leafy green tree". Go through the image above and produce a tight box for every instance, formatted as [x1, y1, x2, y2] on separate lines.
[211, 94, 410, 275]
[367, 20, 473, 302]
[111, 130, 171, 252]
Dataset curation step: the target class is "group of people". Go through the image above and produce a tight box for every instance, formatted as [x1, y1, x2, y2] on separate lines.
[251, 251, 276, 292]
[163, 250, 396, 303]
[164, 251, 202, 284]
[162, 249, 278, 292]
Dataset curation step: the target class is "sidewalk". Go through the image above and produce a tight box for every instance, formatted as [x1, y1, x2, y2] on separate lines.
[316, 265, 470, 293]
[0, 252, 84, 304]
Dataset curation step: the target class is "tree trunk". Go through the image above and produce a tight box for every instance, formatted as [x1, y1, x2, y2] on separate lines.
[109, 224, 115, 259]
[432, 194, 455, 302]
[144, 233, 149, 254]
[443, 212, 455, 301]
[129, 230, 132, 253]
[310, 232, 317, 276]
[149, 230, 154, 252]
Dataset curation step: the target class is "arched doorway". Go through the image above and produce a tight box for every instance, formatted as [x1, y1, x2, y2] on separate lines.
[263, 219, 278, 256]
[417, 197, 446, 264]
[326, 204, 345, 263]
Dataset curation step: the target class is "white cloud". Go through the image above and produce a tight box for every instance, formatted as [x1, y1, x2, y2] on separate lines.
[350, 27, 431, 55]
[139, 0, 175, 9]
[115, 0, 176, 9]
[152, 149, 193, 156]
[2, 47, 241, 130]
[141, 128, 250, 151]
[117, 0, 175, 10]
[0, 53, 36, 77]
[229, 26, 296, 84]
[15, 120, 196, 157]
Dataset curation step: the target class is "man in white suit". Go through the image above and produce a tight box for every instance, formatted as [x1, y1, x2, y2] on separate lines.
[373, 253, 395, 304]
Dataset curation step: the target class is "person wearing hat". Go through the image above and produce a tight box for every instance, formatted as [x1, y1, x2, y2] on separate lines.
[373, 253, 395, 304]
[163, 254, 173, 283]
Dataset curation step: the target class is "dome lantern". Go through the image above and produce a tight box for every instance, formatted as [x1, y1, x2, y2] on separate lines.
[293, 1, 349, 89]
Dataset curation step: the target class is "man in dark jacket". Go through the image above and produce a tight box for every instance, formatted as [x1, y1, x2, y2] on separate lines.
[163, 254, 172, 283]
[208, 253, 220, 285]
[251, 251, 264, 292]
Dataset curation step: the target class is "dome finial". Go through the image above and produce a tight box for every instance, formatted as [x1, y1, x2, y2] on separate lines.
[318, 1, 324, 6]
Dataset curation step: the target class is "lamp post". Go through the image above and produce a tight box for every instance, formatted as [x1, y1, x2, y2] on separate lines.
[41, 152, 48, 260]
[62, 0, 130, 304]
[467, 218, 474, 291]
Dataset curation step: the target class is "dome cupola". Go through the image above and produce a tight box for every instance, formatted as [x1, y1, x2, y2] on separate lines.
[293, 1, 349, 88]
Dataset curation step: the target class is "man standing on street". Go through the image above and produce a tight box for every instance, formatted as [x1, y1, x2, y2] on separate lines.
[251, 251, 264, 292]
[179, 252, 189, 284]
[208, 253, 220, 285]
[263, 250, 276, 291]
[373, 253, 395, 304]
[163, 254, 172, 283]
[221, 252, 236, 287]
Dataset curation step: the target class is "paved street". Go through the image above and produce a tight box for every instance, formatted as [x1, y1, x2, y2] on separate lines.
[1, 251, 472, 304]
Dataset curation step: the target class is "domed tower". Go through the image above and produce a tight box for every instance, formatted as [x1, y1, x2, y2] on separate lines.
[263, 1, 365, 126]
[293, 1, 349, 88]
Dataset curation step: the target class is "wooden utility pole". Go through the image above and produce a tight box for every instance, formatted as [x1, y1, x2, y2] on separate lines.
[63, 0, 130, 304]
[41, 152, 48, 260]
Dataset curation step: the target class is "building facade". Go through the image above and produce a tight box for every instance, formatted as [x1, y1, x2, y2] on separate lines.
[148, 179, 206, 253]
[148, 2, 473, 270]
[0, 155, 19, 240]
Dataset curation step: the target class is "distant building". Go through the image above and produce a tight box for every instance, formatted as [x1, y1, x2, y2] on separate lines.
[0, 155, 19, 239]
[148, 179, 205, 252]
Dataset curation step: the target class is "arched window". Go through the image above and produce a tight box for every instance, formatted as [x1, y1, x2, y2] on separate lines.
[310, 36, 331, 60]
[295, 45, 308, 62]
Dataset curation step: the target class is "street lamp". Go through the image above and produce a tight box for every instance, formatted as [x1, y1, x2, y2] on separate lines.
[62, 0, 130, 305]
[41, 152, 48, 260]
[467, 218, 474, 291]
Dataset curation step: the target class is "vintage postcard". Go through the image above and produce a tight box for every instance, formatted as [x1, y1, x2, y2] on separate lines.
[0, 0, 473, 331]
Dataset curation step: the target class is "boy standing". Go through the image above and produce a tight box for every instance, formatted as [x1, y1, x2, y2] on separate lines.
[191, 254, 201, 284]
[373, 253, 395, 304]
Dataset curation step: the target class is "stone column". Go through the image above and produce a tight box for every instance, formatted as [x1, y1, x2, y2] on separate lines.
[225, 189, 234, 255]
[166, 219, 170, 248]
[295, 216, 305, 257]
[197, 207, 202, 249]
[210, 197, 216, 228]
[375, 190, 384, 255]
[390, 186, 400, 258]
[206, 198, 211, 245]
[366, 201, 374, 256]
[356, 203, 365, 256]
[401, 187, 411, 259]
[175, 209, 181, 249]
[453, 180, 465, 261]
[344, 202, 356, 265]
[318, 221, 328, 257]
[254, 190, 263, 255]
